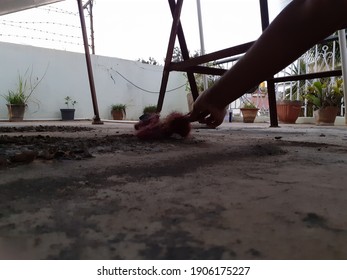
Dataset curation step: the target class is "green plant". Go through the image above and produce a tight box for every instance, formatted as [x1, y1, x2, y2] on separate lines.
[5, 74, 27, 104]
[241, 100, 258, 109]
[64, 96, 77, 108]
[143, 105, 157, 114]
[111, 104, 126, 111]
[4, 88, 26, 105]
[305, 79, 343, 109]
[3, 68, 45, 105]
[137, 57, 160, 65]
[281, 91, 305, 101]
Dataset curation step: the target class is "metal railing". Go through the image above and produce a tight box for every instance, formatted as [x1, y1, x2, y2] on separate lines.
[221, 34, 346, 119]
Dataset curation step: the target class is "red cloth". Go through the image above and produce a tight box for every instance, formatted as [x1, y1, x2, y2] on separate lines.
[134, 112, 191, 140]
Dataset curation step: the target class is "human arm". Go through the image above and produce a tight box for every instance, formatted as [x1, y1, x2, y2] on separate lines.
[189, 0, 347, 127]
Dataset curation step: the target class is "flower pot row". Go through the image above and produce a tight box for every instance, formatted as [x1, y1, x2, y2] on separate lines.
[4, 102, 339, 125]
[4, 103, 157, 122]
[276, 100, 339, 125]
[5, 104, 76, 122]
[239, 100, 339, 125]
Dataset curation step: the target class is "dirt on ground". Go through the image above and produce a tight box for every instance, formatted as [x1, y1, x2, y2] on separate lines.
[0, 121, 347, 260]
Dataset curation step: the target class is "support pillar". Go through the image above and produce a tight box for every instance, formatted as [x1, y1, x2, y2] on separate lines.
[77, 0, 103, 124]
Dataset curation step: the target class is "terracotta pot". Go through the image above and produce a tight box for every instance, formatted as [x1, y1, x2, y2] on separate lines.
[313, 106, 338, 125]
[7, 104, 26, 122]
[111, 109, 125, 120]
[60, 108, 75, 121]
[240, 108, 259, 123]
[276, 100, 303, 124]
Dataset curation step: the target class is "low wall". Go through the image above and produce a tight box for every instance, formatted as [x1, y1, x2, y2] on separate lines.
[0, 42, 188, 121]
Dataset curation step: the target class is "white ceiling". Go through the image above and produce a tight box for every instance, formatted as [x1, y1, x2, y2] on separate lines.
[0, 0, 64, 16]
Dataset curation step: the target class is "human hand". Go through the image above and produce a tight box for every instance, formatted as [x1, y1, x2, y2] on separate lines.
[187, 92, 227, 128]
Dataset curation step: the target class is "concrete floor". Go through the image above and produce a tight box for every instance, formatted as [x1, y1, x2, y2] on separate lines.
[0, 120, 347, 259]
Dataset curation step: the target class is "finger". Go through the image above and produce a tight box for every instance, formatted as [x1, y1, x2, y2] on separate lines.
[186, 112, 196, 122]
[197, 111, 211, 124]
[204, 116, 218, 128]
[188, 110, 209, 122]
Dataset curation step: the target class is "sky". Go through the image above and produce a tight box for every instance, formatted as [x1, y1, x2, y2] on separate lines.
[0, 0, 289, 63]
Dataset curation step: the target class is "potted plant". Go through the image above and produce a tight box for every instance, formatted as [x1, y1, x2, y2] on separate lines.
[143, 105, 157, 115]
[304, 79, 343, 125]
[138, 105, 158, 121]
[61, 96, 77, 121]
[276, 92, 303, 124]
[2, 70, 44, 122]
[3, 82, 27, 122]
[111, 104, 126, 120]
[240, 100, 259, 123]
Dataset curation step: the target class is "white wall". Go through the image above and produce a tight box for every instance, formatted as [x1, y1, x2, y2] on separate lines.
[0, 42, 188, 121]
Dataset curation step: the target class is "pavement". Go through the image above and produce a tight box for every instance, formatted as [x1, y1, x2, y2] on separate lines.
[0, 120, 347, 259]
